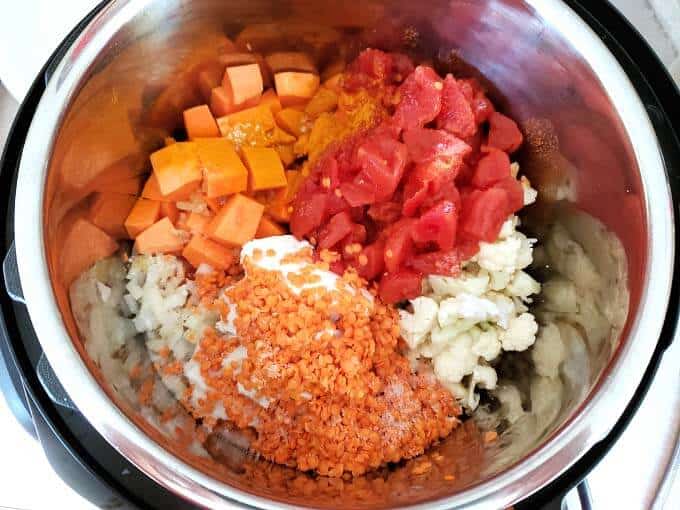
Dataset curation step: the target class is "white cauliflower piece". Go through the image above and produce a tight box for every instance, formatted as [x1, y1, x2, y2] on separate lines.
[430, 320, 476, 346]
[516, 233, 535, 269]
[521, 176, 538, 205]
[477, 236, 523, 273]
[506, 271, 541, 301]
[398, 296, 438, 349]
[499, 216, 519, 238]
[472, 365, 497, 390]
[488, 293, 516, 329]
[429, 271, 489, 297]
[531, 322, 566, 377]
[437, 293, 502, 328]
[472, 328, 502, 361]
[432, 333, 478, 383]
[500, 313, 538, 351]
[488, 270, 512, 291]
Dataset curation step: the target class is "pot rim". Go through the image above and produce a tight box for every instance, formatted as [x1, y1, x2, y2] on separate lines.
[12, 0, 675, 508]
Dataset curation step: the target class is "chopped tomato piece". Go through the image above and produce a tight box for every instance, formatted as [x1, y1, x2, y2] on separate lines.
[471, 149, 511, 188]
[378, 270, 423, 303]
[412, 200, 458, 251]
[408, 250, 463, 277]
[354, 239, 386, 280]
[436, 75, 476, 139]
[339, 181, 376, 208]
[344, 49, 394, 90]
[368, 202, 402, 224]
[458, 79, 495, 124]
[459, 188, 509, 242]
[317, 211, 355, 249]
[353, 133, 408, 202]
[488, 112, 523, 153]
[290, 190, 328, 237]
[402, 127, 471, 165]
[394, 66, 443, 131]
[494, 177, 525, 214]
[384, 219, 416, 273]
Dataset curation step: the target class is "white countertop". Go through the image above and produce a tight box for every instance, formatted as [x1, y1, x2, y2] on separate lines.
[0, 1, 678, 509]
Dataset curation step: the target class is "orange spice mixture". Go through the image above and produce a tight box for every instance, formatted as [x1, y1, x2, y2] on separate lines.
[187, 243, 461, 477]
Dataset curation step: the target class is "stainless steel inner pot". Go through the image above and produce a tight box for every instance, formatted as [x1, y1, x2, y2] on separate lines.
[12, 0, 675, 508]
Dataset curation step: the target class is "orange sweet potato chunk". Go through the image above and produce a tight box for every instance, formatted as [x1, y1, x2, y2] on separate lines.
[275, 108, 305, 136]
[274, 72, 320, 107]
[149, 142, 202, 197]
[160, 201, 179, 224]
[88, 192, 137, 239]
[60, 218, 118, 287]
[255, 215, 286, 238]
[141, 173, 197, 202]
[124, 198, 161, 238]
[259, 88, 282, 113]
[207, 193, 264, 246]
[134, 217, 187, 254]
[182, 235, 235, 270]
[185, 211, 213, 235]
[224, 63, 263, 105]
[195, 138, 248, 198]
[242, 147, 287, 191]
[183, 105, 220, 139]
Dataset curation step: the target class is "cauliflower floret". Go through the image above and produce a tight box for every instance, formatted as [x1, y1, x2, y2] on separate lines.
[433, 333, 478, 383]
[487, 293, 516, 329]
[506, 271, 541, 301]
[488, 270, 512, 291]
[531, 322, 566, 377]
[521, 176, 538, 205]
[516, 233, 535, 269]
[477, 236, 523, 273]
[430, 320, 476, 347]
[500, 313, 538, 351]
[472, 328, 502, 361]
[398, 296, 439, 349]
[472, 365, 497, 390]
[499, 216, 519, 239]
[429, 271, 489, 297]
[438, 293, 503, 328]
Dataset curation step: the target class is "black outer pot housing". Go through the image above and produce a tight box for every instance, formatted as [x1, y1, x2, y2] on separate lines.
[0, 1, 678, 509]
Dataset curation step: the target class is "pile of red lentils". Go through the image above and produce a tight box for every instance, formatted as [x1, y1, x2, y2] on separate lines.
[188, 247, 460, 477]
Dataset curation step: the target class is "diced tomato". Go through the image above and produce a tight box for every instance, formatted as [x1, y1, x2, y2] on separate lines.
[317, 211, 355, 249]
[407, 249, 463, 277]
[325, 191, 350, 216]
[340, 181, 376, 207]
[390, 53, 415, 82]
[493, 177, 524, 214]
[354, 239, 385, 280]
[368, 201, 402, 224]
[290, 191, 328, 237]
[384, 218, 416, 273]
[419, 179, 461, 215]
[394, 66, 443, 131]
[471, 149, 511, 188]
[317, 155, 341, 188]
[412, 200, 458, 251]
[345, 49, 394, 90]
[353, 133, 408, 202]
[488, 112, 523, 153]
[436, 75, 476, 138]
[459, 79, 495, 124]
[459, 188, 509, 242]
[378, 270, 423, 303]
[402, 127, 471, 165]
[402, 158, 463, 217]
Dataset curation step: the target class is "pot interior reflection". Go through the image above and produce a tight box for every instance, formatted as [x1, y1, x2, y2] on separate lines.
[42, 1, 642, 508]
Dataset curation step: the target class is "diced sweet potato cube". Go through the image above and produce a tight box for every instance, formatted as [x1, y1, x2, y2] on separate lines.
[218, 52, 271, 87]
[255, 216, 286, 238]
[185, 211, 213, 234]
[207, 193, 264, 246]
[134, 217, 187, 254]
[88, 192, 137, 239]
[195, 138, 248, 197]
[124, 198, 161, 238]
[305, 88, 338, 117]
[242, 147, 287, 191]
[160, 202, 179, 224]
[205, 195, 227, 213]
[274, 72, 320, 107]
[285, 170, 302, 201]
[323, 73, 343, 92]
[182, 235, 235, 270]
[275, 108, 305, 136]
[150, 142, 202, 197]
[224, 64, 263, 105]
[259, 88, 282, 113]
[183, 105, 220, 139]
[275, 145, 296, 167]
[216, 104, 276, 146]
[60, 218, 119, 287]
[265, 52, 317, 74]
[210, 85, 236, 118]
[141, 173, 196, 202]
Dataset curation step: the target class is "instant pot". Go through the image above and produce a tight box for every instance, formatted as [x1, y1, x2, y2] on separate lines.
[1, 1, 679, 509]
